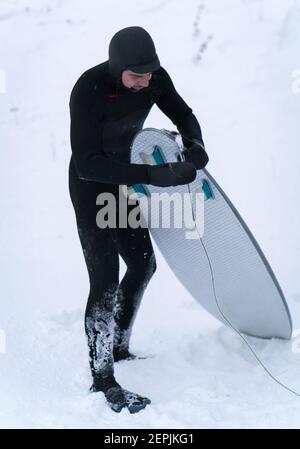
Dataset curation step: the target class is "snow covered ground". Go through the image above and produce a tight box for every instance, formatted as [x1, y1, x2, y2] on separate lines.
[1, 0, 300, 428]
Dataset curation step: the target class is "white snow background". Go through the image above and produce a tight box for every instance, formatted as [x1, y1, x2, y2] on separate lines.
[0, 0, 300, 428]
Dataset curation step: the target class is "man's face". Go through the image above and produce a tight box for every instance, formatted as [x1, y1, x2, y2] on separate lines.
[122, 70, 152, 91]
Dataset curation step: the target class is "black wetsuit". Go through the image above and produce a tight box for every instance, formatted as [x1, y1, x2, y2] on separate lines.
[68, 26, 204, 412]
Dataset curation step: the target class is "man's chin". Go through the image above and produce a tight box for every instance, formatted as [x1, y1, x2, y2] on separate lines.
[124, 86, 145, 93]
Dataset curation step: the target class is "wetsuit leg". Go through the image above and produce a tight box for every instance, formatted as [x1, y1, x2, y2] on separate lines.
[69, 161, 153, 412]
[111, 206, 157, 360]
[69, 160, 120, 386]
[80, 225, 119, 379]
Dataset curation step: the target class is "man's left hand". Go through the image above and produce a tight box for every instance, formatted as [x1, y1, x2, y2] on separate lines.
[179, 143, 209, 170]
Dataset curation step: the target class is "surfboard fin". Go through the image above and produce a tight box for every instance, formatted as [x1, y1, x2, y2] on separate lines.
[152, 145, 166, 164]
[139, 146, 167, 166]
[128, 183, 150, 199]
[202, 179, 213, 201]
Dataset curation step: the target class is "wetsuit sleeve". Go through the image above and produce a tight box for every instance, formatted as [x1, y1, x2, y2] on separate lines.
[69, 77, 150, 184]
[155, 67, 205, 149]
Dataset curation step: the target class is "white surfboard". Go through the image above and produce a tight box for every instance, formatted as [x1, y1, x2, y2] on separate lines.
[129, 128, 292, 340]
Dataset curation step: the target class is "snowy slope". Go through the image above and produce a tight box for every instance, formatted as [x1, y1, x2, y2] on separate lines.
[1, 0, 300, 428]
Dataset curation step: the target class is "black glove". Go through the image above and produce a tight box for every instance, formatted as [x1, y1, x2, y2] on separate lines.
[179, 142, 209, 170]
[148, 162, 196, 187]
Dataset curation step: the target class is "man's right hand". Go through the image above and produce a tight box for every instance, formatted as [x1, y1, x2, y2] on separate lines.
[148, 161, 196, 187]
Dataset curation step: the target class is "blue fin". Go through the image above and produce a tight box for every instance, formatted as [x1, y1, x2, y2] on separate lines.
[202, 179, 213, 200]
[131, 184, 148, 197]
[152, 146, 166, 165]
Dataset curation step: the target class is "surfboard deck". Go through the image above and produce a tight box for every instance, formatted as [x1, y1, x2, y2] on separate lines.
[129, 128, 292, 340]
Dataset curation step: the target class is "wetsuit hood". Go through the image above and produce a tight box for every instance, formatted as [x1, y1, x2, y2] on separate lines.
[108, 26, 160, 82]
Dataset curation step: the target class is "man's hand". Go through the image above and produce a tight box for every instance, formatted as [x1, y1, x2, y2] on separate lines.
[148, 161, 196, 187]
[179, 142, 209, 170]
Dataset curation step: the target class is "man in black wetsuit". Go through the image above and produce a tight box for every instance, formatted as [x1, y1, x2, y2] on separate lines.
[69, 26, 209, 414]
